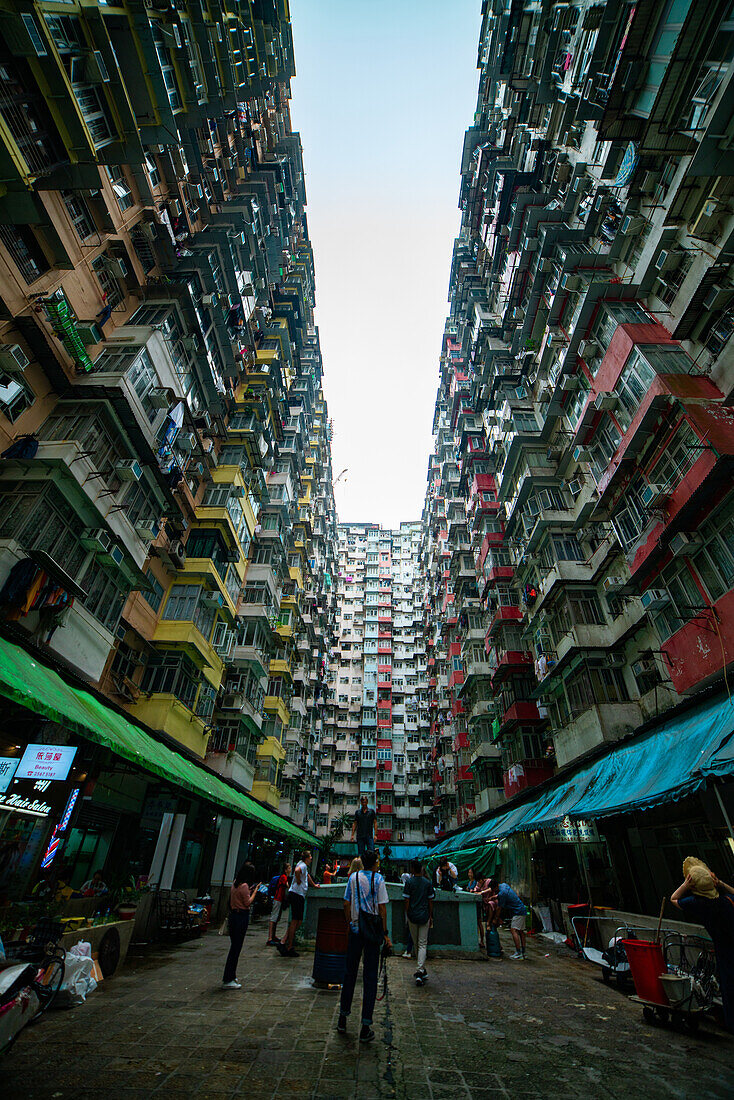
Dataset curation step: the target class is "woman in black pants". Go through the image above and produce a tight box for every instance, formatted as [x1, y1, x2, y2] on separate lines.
[222, 862, 260, 989]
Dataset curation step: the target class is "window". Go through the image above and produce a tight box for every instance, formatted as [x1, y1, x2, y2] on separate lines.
[152, 27, 182, 111]
[105, 167, 133, 211]
[91, 256, 123, 310]
[78, 562, 127, 632]
[0, 224, 49, 284]
[143, 568, 165, 613]
[144, 151, 161, 188]
[74, 85, 113, 146]
[62, 191, 97, 242]
[647, 421, 699, 490]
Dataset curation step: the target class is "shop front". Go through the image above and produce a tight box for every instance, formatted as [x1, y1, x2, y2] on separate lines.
[0, 634, 316, 952]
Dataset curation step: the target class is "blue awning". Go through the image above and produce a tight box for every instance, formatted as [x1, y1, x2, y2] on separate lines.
[432, 694, 734, 857]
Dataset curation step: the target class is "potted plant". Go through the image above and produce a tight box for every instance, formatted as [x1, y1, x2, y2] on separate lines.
[113, 876, 149, 921]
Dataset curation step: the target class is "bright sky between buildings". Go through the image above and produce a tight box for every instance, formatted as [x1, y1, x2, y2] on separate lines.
[290, 0, 482, 528]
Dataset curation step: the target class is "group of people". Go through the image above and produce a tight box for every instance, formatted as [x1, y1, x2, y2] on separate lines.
[431, 855, 528, 960]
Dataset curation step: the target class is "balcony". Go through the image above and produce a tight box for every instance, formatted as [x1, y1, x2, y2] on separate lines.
[503, 758, 555, 799]
[552, 701, 643, 769]
[491, 649, 533, 684]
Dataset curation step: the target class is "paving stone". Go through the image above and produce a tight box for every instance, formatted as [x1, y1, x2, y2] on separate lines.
[4, 925, 733, 1100]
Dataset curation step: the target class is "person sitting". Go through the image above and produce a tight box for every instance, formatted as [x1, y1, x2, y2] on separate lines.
[80, 869, 108, 896]
[434, 856, 458, 892]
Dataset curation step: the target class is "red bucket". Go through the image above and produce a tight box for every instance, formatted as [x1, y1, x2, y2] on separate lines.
[621, 940, 667, 1005]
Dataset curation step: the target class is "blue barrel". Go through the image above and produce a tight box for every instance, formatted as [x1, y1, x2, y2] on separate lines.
[312, 948, 347, 985]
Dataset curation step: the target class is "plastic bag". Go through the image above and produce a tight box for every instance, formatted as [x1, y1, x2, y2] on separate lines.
[68, 940, 92, 959]
[57, 953, 97, 1007]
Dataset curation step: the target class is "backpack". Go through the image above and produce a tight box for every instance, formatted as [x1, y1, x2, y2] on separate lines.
[267, 874, 281, 901]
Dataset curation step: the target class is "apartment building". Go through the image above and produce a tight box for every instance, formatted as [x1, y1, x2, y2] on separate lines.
[0, 0, 338, 898]
[422, 0, 734, 912]
[321, 522, 433, 854]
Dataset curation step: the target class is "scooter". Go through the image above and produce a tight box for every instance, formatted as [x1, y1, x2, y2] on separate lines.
[0, 963, 41, 1055]
[0, 936, 65, 1055]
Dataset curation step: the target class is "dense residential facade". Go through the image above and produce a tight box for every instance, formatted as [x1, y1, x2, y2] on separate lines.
[421, 0, 734, 910]
[321, 523, 432, 853]
[0, 0, 338, 899]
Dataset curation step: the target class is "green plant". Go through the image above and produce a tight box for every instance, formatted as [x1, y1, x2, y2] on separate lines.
[319, 810, 351, 865]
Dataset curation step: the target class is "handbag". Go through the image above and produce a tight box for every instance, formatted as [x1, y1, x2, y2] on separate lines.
[355, 871, 384, 944]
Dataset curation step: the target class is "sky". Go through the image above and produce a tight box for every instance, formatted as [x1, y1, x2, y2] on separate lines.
[289, 0, 482, 528]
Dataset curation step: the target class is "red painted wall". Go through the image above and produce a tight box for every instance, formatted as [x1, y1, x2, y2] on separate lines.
[662, 588, 734, 694]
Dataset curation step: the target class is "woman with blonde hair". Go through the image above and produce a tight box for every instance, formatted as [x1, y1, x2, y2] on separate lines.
[671, 856, 734, 1032]
[348, 857, 363, 875]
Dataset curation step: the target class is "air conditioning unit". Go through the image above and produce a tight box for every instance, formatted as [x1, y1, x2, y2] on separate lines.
[81, 528, 112, 553]
[201, 293, 216, 306]
[0, 343, 29, 374]
[641, 483, 669, 508]
[105, 256, 128, 279]
[524, 236, 539, 251]
[620, 215, 644, 234]
[669, 532, 702, 557]
[169, 540, 186, 568]
[100, 544, 125, 567]
[654, 249, 681, 274]
[135, 518, 158, 542]
[560, 375, 579, 391]
[148, 387, 170, 410]
[640, 588, 670, 612]
[578, 339, 599, 360]
[86, 50, 110, 83]
[573, 446, 592, 462]
[202, 590, 224, 608]
[703, 284, 733, 311]
[569, 479, 583, 497]
[631, 656, 655, 678]
[181, 335, 198, 352]
[595, 393, 618, 410]
[603, 575, 626, 593]
[178, 432, 197, 452]
[115, 458, 143, 481]
[561, 274, 581, 291]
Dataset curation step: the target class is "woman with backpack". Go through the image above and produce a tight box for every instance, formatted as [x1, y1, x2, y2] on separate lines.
[222, 862, 261, 989]
[266, 861, 291, 946]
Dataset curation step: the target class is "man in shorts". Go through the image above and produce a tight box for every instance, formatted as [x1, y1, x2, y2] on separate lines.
[489, 878, 528, 959]
[278, 850, 318, 957]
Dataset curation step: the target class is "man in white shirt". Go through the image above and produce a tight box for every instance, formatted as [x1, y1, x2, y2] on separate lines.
[277, 850, 318, 957]
[336, 850, 391, 1044]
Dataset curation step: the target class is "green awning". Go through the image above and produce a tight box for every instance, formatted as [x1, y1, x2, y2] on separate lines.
[0, 636, 315, 848]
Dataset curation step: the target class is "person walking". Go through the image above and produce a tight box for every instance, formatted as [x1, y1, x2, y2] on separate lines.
[223, 862, 260, 988]
[489, 878, 528, 959]
[434, 855, 458, 892]
[466, 867, 485, 950]
[671, 857, 734, 1032]
[266, 861, 290, 946]
[350, 796, 376, 862]
[400, 865, 414, 959]
[402, 859, 435, 985]
[278, 850, 318, 957]
[337, 849, 391, 1043]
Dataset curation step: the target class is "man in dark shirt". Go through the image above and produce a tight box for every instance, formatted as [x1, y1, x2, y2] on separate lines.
[351, 796, 376, 861]
[402, 860, 435, 986]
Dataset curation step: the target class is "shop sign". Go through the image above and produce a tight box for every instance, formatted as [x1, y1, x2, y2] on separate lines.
[0, 776, 74, 818]
[0, 756, 19, 794]
[17, 744, 77, 782]
[544, 816, 599, 844]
